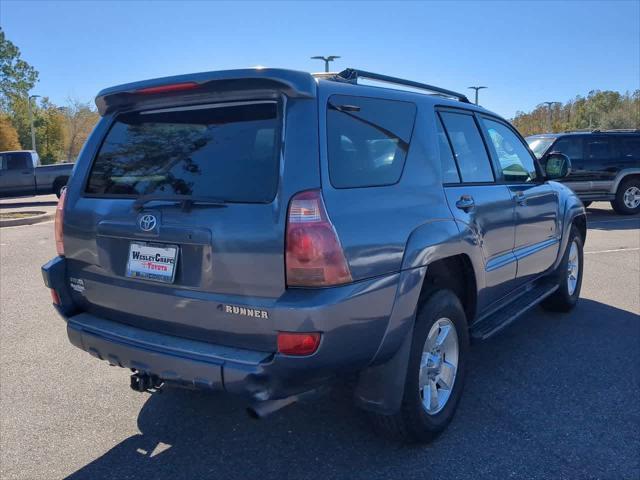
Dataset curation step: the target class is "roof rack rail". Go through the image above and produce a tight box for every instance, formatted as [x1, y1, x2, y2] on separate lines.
[331, 68, 471, 103]
[563, 128, 640, 134]
[592, 128, 640, 133]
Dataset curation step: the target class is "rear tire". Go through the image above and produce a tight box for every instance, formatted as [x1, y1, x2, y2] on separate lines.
[611, 177, 640, 215]
[542, 226, 584, 312]
[370, 289, 469, 443]
[53, 179, 66, 198]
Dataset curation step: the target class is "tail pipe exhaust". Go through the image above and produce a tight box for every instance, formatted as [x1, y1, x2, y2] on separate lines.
[247, 396, 298, 419]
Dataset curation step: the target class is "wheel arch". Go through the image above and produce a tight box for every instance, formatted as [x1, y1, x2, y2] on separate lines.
[573, 213, 587, 243]
[354, 249, 479, 415]
[610, 169, 640, 194]
[417, 254, 477, 324]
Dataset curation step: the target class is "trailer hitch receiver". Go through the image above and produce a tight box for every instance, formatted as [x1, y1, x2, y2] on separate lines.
[130, 372, 163, 393]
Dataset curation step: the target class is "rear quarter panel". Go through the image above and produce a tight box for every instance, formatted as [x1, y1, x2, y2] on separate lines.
[550, 180, 587, 269]
[317, 83, 459, 281]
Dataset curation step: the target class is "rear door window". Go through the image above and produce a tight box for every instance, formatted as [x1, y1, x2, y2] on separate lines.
[585, 137, 612, 161]
[436, 116, 460, 183]
[86, 101, 281, 203]
[551, 136, 583, 161]
[440, 111, 494, 183]
[618, 136, 640, 159]
[326, 95, 416, 188]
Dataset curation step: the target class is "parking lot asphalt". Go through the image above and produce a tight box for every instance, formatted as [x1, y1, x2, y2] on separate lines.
[0, 199, 638, 480]
[0, 194, 59, 215]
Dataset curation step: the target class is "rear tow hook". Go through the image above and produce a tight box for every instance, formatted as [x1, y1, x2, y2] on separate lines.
[130, 372, 164, 393]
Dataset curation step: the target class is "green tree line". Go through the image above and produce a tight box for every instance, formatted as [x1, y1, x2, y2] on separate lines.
[0, 28, 99, 164]
[512, 90, 640, 137]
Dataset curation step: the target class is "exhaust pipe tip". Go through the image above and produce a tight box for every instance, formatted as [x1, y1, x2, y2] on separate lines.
[246, 407, 261, 419]
[246, 396, 298, 419]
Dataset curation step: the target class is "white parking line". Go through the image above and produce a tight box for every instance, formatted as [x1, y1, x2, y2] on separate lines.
[585, 247, 640, 254]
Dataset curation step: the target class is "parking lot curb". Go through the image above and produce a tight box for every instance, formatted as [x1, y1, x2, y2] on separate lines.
[0, 212, 55, 228]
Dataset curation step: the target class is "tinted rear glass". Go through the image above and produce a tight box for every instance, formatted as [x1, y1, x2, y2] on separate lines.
[436, 116, 460, 183]
[619, 136, 640, 158]
[86, 102, 280, 202]
[440, 112, 494, 183]
[1, 152, 32, 170]
[552, 136, 583, 160]
[585, 137, 612, 160]
[327, 95, 416, 188]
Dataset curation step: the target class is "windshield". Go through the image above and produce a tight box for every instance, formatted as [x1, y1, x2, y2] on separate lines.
[85, 101, 281, 203]
[526, 136, 555, 159]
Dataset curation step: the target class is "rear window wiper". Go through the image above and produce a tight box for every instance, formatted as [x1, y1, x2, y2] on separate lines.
[132, 194, 227, 212]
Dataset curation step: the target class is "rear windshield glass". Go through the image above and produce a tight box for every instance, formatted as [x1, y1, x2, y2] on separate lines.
[327, 95, 416, 188]
[85, 102, 280, 202]
[1, 152, 32, 170]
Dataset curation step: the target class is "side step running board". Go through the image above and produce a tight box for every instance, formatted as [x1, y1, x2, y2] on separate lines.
[470, 280, 559, 341]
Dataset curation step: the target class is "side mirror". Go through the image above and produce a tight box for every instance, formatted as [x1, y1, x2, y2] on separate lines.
[544, 152, 572, 179]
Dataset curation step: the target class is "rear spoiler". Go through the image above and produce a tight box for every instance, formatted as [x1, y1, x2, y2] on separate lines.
[95, 68, 317, 116]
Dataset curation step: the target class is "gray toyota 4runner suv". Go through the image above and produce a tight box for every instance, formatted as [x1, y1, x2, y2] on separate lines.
[42, 68, 586, 443]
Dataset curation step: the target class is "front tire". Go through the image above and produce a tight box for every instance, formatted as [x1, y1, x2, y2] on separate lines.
[542, 226, 584, 312]
[612, 177, 640, 215]
[371, 289, 469, 443]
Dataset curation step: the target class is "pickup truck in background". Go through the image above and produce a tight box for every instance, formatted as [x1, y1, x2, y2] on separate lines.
[0, 150, 73, 198]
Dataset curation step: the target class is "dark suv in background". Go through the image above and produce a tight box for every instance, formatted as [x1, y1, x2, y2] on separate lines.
[527, 130, 640, 214]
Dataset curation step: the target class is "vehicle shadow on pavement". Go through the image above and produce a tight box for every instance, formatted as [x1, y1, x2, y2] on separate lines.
[65, 299, 639, 480]
[0, 200, 58, 209]
[587, 217, 640, 231]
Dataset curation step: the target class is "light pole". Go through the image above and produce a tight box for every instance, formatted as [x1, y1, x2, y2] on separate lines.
[468, 86, 487, 105]
[543, 101, 560, 132]
[310, 55, 340, 72]
[27, 94, 41, 151]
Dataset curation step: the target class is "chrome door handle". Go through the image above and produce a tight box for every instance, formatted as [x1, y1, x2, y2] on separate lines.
[455, 195, 475, 212]
[514, 191, 526, 206]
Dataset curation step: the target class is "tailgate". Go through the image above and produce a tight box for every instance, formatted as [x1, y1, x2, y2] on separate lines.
[63, 91, 320, 351]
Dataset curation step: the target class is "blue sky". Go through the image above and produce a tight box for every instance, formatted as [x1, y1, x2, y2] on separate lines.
[2, 0, 639, 118]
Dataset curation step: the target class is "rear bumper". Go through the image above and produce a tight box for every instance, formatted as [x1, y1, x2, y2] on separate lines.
[42, 256, 402, 401]
[66, 312, 274, 397]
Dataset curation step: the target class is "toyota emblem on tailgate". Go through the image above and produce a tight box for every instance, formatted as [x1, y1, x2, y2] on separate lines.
[139, 214, 157, 232]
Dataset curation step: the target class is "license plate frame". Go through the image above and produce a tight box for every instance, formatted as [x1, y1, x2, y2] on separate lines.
[125, 241, 179, 284]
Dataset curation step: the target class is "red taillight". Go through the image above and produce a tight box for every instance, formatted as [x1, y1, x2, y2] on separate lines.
[277, 332, 321, 356]
[136, 82, 199, 95]
[285, 190, 352, 287]
[55, 188, 66, 256]
[50, 289, 60, 306]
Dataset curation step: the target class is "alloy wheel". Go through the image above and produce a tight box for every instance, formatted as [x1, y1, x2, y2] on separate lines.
[567, 240, 580, 295]
[419, 318, 459, 415]
[623, 186, 640, 209]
